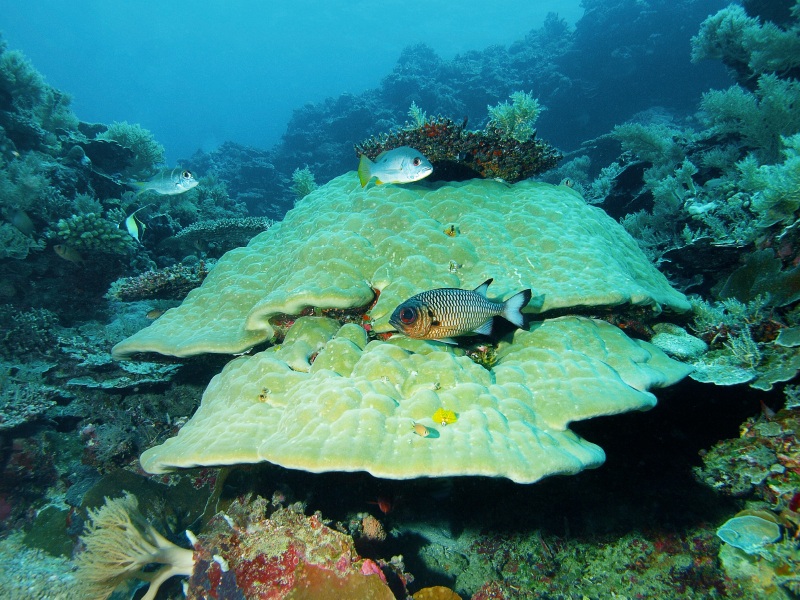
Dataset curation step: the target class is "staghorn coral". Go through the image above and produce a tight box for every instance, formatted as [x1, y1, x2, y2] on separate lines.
[355, 115, 561, 183]
[55, 211, 135, 254]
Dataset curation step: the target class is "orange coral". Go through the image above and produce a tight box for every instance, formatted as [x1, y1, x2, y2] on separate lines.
[361, 515, 387, 542]
[413, 586, 462, 599]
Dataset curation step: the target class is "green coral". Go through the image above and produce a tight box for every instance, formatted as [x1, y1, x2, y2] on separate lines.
[56, 211, 136, 254]
[0, 35, 78, 140]
[487, 91, 543, 142]
[291, 166, 318, 201]
[0, 222, 43, 260]
[97, 121, 165, 179]
[700, 74, 800, 163]
[691, 4, 800, 80]
[407, 101, 428, 128]
[737, 133, 800, 226]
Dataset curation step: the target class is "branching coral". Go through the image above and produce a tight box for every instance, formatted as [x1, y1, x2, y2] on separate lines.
[56, 211, 136, 254]
[486, 91, 543, 143]
[75, 492, 194, 600]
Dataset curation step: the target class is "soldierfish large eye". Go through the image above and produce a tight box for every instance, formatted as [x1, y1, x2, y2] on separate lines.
[399, 307, 417, 324]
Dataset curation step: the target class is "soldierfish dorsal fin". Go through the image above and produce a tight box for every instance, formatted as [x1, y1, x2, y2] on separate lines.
[473, 278, 493, 297]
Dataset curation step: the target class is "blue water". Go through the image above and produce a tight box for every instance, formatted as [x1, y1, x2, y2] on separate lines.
[3, 0, 583, 162]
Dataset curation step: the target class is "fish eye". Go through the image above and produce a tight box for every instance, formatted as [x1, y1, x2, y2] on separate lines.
[412, 157, 421, 166]
[399, 307, 417, 324]
[182, 170, 191, 179]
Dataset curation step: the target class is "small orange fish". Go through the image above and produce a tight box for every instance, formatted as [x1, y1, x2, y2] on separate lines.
[443, 224, 458, 237]
[53, 244, 85, 266]
[146, 308, 166, 319]
[412, 422, 431, 437]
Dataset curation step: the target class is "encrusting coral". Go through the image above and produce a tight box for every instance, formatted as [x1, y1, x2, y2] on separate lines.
[112, 173, 692, 483]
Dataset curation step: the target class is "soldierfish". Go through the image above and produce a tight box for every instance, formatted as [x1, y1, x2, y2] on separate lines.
[54, 244, 85, 266]
[357, 146, 433, 187]
[130, 168, 198, 195]
[390, 279, 532, 343]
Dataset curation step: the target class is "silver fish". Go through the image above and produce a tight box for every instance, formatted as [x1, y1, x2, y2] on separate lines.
[357, 146, 433, 187]
[131, 168, 198, 195]
[389, 279, 532, 342]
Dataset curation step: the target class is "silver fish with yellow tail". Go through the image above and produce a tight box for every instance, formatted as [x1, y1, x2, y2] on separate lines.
[357, 146, 432, 187]
[389, 279, 532, 343]
[130, 168, 198, 195]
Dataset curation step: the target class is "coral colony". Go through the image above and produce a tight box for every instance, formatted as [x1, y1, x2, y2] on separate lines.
[2, 3, 800, 599]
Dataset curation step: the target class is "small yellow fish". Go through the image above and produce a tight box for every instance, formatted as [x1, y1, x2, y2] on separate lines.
[146, 308, 166, 319]
[53, 244, 85, 266]
[412, 422, 431, 437]
[443, 224, 458, 237]
[433, 409, 457, 426]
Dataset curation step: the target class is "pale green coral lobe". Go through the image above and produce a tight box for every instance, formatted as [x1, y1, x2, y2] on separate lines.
[113, 173, 689, 360]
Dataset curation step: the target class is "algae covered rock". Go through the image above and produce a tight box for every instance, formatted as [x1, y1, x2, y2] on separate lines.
[113, 173, 688, 360]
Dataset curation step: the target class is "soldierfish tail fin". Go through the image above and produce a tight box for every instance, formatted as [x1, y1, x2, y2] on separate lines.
[502, 289, 532, 328]
[358, 154, 374, 187]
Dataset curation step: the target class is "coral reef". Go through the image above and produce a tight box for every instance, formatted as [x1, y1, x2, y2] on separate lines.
[173, 216, 273, 255]
[96, 121, 165, 179]
[55, 210, 135, 254]
[354, 105, 560, 183]
[75, 492, 394, 600]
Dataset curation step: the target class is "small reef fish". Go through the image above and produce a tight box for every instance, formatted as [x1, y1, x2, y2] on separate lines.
[121, 205, 151, 243]
[146, 308, 166, 319]
[130, 168, 198, 195]
[412, 422, 431, 437]
[9, 208, 35, 236]
[433, 408, 457, 426]
[390, 278, 532, 342]
[357, 146, 433, 187]
[53, 244, 85, 266]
